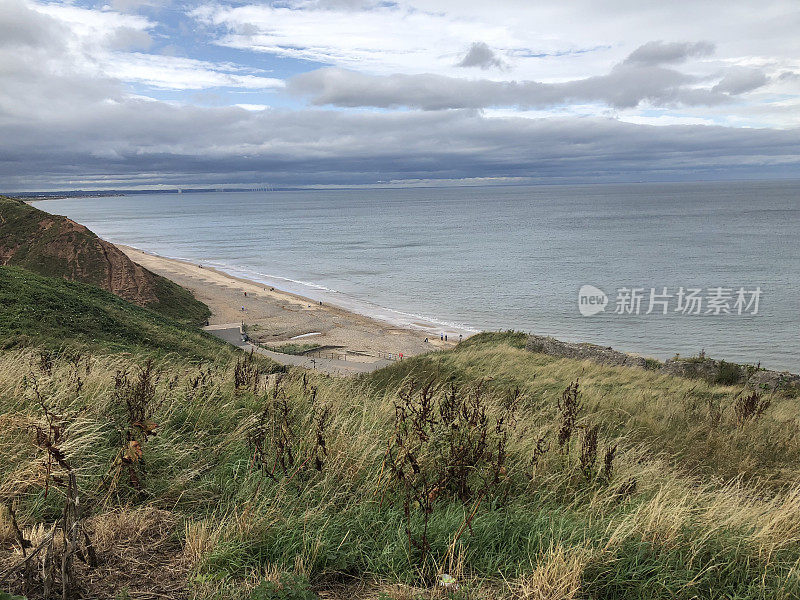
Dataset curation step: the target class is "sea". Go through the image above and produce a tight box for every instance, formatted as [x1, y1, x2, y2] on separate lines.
[41, 180, 800, 372]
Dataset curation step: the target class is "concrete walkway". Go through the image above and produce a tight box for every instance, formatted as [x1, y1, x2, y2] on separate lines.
[204, 324, 393, 375]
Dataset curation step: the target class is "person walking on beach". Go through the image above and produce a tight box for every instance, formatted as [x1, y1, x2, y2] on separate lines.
[440, 334, 444, 341]
[241, 305, 245, 312]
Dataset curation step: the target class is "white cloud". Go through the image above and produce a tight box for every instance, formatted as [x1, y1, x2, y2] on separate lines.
[25, 1, 283, 92]
[618, 115, 718, 127]
[235, 103, 273, 111]
[108, 53, 284, 90]
[191, 0, 800, 127]
[193, 0, 800, 81]
[191, 1, 524, 76]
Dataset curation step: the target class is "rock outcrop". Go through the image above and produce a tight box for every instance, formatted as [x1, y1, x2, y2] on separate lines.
[525, 335, 647, 368]
[524, 333, 798, 394]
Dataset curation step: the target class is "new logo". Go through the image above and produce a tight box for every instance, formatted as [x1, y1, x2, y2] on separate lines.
[578, 285, 608, 316]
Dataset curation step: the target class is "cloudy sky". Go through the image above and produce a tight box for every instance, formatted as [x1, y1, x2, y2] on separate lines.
[2, 0, 800, 190]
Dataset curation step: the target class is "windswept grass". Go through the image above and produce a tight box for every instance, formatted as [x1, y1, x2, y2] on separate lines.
[1, 299, 798, 598]
[366, 334, 800, 486]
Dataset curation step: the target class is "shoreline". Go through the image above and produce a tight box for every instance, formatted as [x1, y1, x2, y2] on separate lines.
[118, 244, 465, 359]
[117, 243, 478, 335]
[111, 243, 796, 378]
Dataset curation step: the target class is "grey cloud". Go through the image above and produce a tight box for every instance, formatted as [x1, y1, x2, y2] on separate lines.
[0, 0, 64, 49]
[235, 23, 260, 36]
[0, 2, 123, 121]
[457, 42, 506, 70]
[289, 41, 768, 110]
[779, 71, 800, 81]
[622, 41, 715, 66]
[712, 68, 769, 94]
[3, 98, 800, 190]
[109, 0, 171, 12]
[289, 67, 717, 111]
[0, 3, 795, 191]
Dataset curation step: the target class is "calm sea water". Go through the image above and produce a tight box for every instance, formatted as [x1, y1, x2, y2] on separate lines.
[42, 181, 799, 371]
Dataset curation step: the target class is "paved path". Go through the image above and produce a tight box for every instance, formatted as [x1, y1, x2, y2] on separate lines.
[204, 324, 393, 375]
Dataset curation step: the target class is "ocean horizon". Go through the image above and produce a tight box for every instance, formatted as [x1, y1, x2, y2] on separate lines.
[43, 179, 800, 372]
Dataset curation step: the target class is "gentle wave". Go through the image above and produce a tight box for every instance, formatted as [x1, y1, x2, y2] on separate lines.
[117, 241, 478, 336]
[205, 260, 480, 335]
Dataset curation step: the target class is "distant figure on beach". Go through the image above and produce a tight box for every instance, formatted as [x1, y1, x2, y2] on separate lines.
[399, 353, 403, 360]
[241, 306, 245, 312]
[440, 334, 443, 341]
[445, 334, 448, 342]
[244, 291, 247, 297]
[424, 338, 428, 343]
[459, 334, 463, 342]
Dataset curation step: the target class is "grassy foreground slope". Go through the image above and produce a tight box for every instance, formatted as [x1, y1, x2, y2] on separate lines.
[0, 196, 209, 325]
[0, 266, 225, 359]
[1, 277, 799, 599]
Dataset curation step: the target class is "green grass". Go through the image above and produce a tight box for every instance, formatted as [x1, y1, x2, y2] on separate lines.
[146, 267, 212, 325]
[0, 196, 210, 325]
[265, 343, 322, 355]
[364, 334, 800, 486]
[0, 265, 224, 359]
[457, 330, 528, 350]
[1, 288, 799, 599]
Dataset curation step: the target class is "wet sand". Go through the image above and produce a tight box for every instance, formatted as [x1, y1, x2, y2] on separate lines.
[119, 245, 461, 359]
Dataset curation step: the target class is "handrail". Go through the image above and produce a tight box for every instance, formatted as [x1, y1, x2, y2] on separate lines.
[304, 349, 400, 361]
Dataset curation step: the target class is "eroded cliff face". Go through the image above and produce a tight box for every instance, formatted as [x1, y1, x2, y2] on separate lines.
[0, 197, 189, 312]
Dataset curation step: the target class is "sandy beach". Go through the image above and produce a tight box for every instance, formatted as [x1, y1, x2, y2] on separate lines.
[119, 245, 461, 360]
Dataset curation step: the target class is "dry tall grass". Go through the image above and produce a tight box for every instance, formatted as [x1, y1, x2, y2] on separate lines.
[1, 337, 799, 599]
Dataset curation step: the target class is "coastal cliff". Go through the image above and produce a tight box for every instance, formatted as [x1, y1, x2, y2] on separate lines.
[0, 196, 209, 324]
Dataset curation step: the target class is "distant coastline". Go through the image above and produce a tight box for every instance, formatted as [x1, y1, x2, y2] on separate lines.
[23, 192, 126, 201]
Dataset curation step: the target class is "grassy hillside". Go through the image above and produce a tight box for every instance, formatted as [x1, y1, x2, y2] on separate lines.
[0, 196, 209, 325]
[1, 288, 799, 599]
[0, 266, 224, 359]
